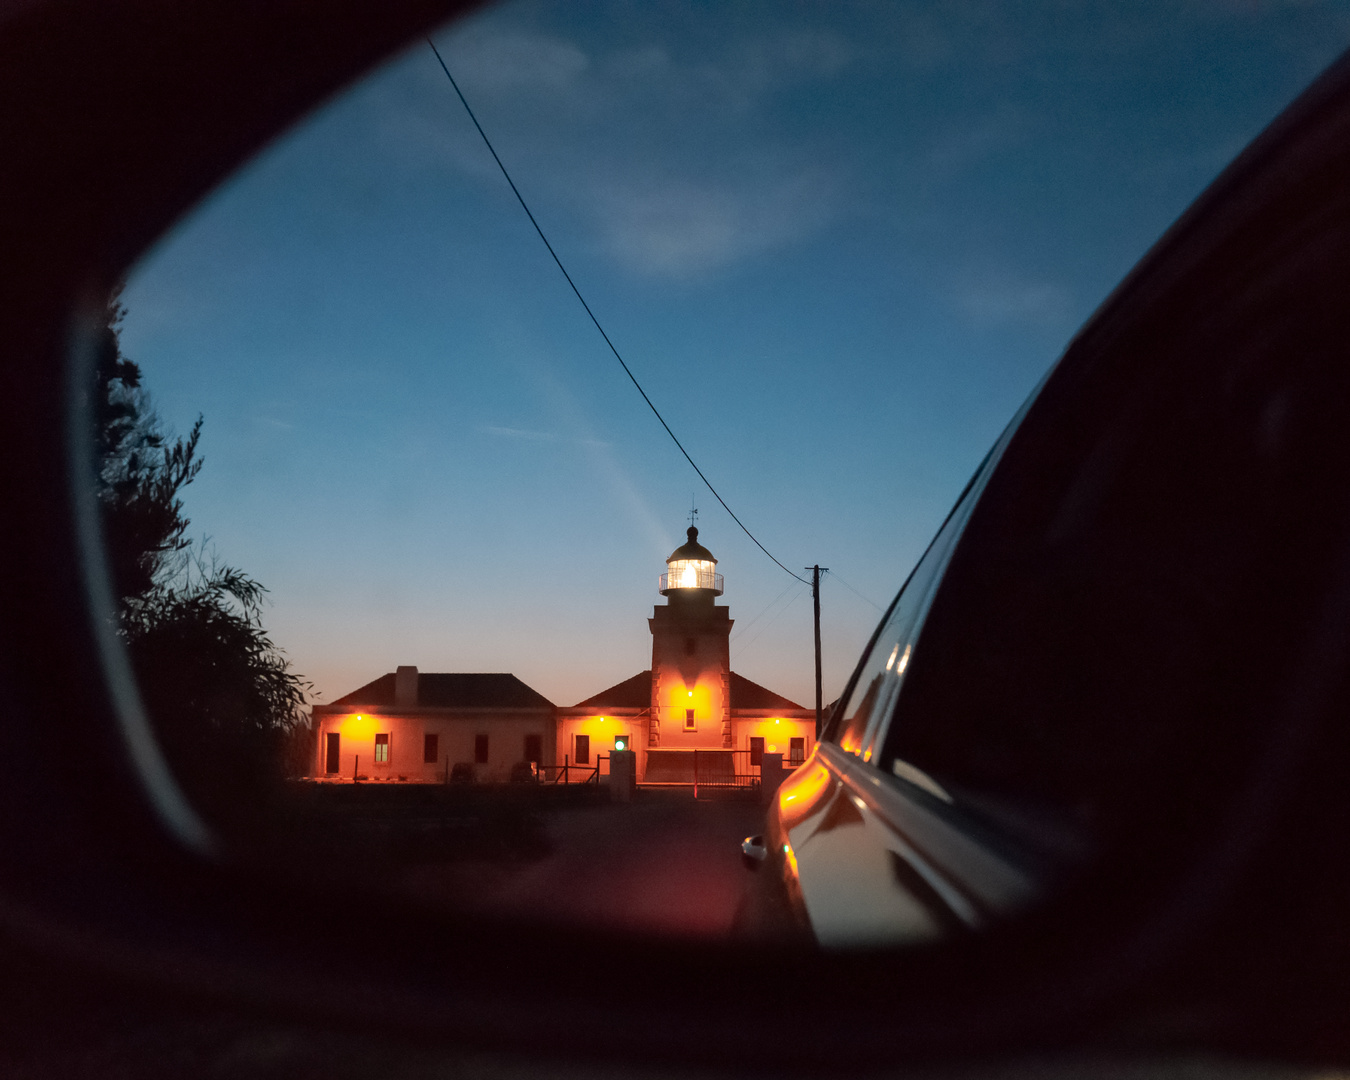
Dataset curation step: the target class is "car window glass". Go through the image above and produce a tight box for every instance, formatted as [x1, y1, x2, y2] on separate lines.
[827, 455, 992, 761]
[825, 385, 1041, 765]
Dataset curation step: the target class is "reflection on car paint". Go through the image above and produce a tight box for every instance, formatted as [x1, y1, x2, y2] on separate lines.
[772, 743, 1043, 947]
[890, 757, 953, 803]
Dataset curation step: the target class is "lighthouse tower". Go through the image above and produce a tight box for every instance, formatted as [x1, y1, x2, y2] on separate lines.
[648, 527, 734, 749]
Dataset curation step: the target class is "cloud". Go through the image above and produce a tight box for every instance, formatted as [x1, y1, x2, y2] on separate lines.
[957, 278, 1072, 326]
[482, 424, 556, 441]
[605, 45, 673, 82]
[712, 30, 854, 105]
[924, 104, 1031, 178]
[595, 166, 840, 279]
[480, 424, 609, 449]
[440, 28, 589, 92]
[752, 29, 853, 79]
[372, 23, 853, 281]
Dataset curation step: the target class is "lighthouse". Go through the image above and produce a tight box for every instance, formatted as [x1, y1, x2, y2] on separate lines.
[648, 527, 734, 749]
[316, 523, 817, 787]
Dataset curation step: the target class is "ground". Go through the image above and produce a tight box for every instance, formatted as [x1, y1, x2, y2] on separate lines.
[399, 787, 768, 937]
[266, 781, 785, 939]
[0, 785, 1340, 1076]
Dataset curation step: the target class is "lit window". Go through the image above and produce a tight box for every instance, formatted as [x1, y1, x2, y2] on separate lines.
[374, 733, 390, 763]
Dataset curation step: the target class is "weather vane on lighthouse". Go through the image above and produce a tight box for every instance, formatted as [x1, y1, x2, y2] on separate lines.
[688, 495, 699, 529]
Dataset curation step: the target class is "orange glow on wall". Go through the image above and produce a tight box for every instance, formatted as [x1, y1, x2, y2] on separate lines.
[664, 682, 712, 721]
[741, 716, 813, 745]
[561, 715, 628, 743]
[340, 713, 379, 740]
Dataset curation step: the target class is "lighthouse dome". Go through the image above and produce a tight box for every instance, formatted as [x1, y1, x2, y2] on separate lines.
[661, 527, 723, 595]
[666, 526, 716, 564]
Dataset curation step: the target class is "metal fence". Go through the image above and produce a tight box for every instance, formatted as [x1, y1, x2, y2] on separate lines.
[538, 753, 609, 785]
[692, 749, 759, 797]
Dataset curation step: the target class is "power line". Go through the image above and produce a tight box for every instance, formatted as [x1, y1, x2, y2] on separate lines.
[735, 581, 811, 656]
[822, 568, 884, 613]
[427, 39, 810, 587]
[731, 577, 805, 643]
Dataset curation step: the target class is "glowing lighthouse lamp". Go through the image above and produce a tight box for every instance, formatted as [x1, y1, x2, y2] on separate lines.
[659, 527, 724, 596]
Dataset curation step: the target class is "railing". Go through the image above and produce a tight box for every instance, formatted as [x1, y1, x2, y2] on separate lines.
[692, 749, 759, 797]
[538, 752, 609, 785]
[658, 568, 724, 594]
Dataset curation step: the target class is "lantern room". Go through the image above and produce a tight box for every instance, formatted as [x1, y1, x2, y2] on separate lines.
[659, 527, 724, 595]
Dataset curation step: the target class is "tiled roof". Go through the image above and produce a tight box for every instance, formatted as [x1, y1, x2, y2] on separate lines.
[330, 672, 396, 706]
[730, 672, 806, 711]
[331, 673, 554, 709]
[572, 670, 651, 709]
[329, 669, 802, 712]
[569, 669, 806, 712]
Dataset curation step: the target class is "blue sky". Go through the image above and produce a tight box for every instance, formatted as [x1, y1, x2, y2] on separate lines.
[120, 0, 1350, 708]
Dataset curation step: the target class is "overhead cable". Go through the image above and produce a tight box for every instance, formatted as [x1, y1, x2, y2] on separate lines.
[823, 569, 883, 612]
[427, 39, 809, 587]
[731, 578, 806, 643]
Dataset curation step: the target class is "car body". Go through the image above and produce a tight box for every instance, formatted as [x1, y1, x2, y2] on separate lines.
[751, 48, 1350, 959]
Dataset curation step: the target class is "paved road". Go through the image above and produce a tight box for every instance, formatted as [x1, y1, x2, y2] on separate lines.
[400, 788, 768, 938]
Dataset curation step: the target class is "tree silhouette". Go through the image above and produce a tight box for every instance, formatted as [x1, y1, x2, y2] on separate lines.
[94, 294, 309, 831]
[93, 295, 203, 603]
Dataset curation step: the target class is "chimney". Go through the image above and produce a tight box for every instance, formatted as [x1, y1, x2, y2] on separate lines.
[394, 665, 418, 707]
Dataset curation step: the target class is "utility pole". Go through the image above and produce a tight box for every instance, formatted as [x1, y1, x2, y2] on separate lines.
[810, 565, 827, 736]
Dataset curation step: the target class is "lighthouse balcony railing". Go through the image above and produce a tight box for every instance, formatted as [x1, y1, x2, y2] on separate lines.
[658, 570, 724, 593]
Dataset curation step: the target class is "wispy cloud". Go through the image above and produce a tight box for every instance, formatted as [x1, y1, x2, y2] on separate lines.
[390, 23, 856, 282]
[481, 424, 556, 441]
[957, 278, 1072, 326]
[442, 27, 590, 93]
[924, 103, 1031, 179]
[480, 424, 609, 449]
[689, 30, 854, 111]
[595, 166, 841, 279]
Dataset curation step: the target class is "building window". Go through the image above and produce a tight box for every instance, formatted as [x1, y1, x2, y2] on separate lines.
[790, 737, 805, 764]
[524, 734, 542, 764]
[749, 736, 764, 766]
[423, 733, 439, 764]
[575, 734, 590, 764]
[685, 708, 695, 731]
[325, 731, 340, 774]
[475, 734, 489, 764]
[374, 733, 390, 763]
[685, 637, 696, 655]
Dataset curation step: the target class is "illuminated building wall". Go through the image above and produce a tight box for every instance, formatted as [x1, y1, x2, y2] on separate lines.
[308, 532, 817, 785]
[553, 710, 645, 782]
[310, 669, 555, 782]
[734, 713, 814, 763]
[649, 594, 732, 750]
